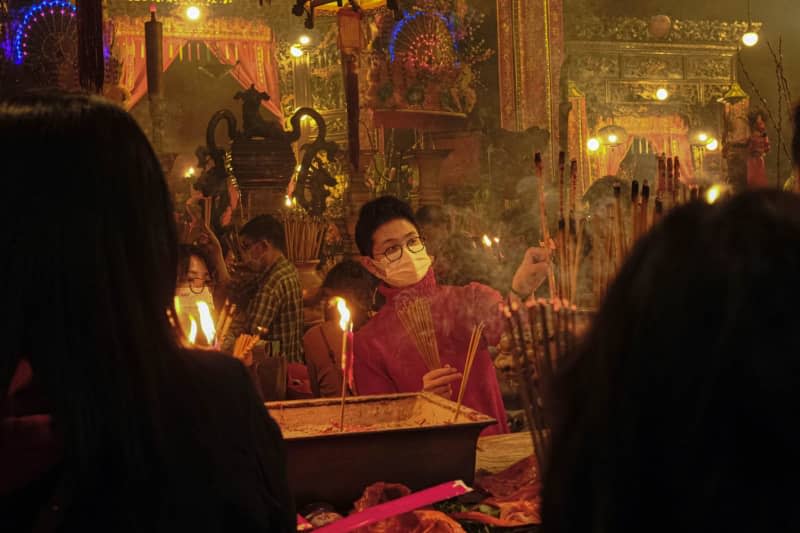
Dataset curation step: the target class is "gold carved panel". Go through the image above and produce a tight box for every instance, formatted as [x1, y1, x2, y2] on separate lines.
[685, 56, 731, 80]
[620, 55, 683, 80]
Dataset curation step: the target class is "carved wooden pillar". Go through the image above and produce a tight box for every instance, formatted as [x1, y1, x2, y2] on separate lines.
[496, 0, 565, 178]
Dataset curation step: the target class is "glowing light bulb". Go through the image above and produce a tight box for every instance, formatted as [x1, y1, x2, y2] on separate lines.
[587, 138, 601, 152]
[290, 45, 304, 58]
[742, 31, 759, 47]
[697, 133, 709, 143]
[607, 133, 619, 144]
[299, 35, 311, 45]
[656, 88, 669, 101]
[185, 6, 201, 20]
[705, 138, 719, 151]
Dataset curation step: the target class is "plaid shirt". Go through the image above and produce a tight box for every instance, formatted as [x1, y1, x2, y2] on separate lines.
[225, 255, 304, 363]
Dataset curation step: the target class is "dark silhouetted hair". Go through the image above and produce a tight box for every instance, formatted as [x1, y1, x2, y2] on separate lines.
[543, 191, 800, 533]
[0, 92, 179, 525]
[321, 259, 378, 311]
[240, 214, 287, 254]
[355, 196, 419, 256]
[177, 244, 214, 283]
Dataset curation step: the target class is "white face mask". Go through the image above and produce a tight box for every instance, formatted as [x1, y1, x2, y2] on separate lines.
[372, 249, 432, 288]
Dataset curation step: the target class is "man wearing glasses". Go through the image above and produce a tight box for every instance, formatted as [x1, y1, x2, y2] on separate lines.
[354, 196, 549, 435]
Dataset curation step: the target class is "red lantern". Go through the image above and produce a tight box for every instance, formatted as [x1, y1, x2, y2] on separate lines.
[337, 7, 363, 53]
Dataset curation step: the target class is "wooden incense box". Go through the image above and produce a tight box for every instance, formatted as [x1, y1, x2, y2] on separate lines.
[266, 393, 495, 510]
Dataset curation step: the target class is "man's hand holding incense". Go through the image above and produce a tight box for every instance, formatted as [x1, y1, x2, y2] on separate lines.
[422, 365, 462, 399]
[511, 247, 550, 298]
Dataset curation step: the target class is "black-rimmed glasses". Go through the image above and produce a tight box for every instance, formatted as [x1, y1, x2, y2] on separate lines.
[379, 236, 426, 263]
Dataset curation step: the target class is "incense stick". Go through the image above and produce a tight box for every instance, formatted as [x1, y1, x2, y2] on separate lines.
[534, 152, 557, 298]
[453, 322, 485, 422]
[397, 298, 441, 371]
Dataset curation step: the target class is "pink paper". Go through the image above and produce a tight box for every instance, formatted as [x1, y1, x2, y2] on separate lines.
[314, 480, 471, 533]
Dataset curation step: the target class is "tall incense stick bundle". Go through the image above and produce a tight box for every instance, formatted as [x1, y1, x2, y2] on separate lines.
[453, 322, 485, 422]
[673, 157, 681, 205]
[283, 212, 327, 262]
[666, 157, 674, 202]
[503, 298, 581, 475]
[657, 154, 666, 194]
[397, 298, 441, 371]
[534, 152, 557, 298]
[558, 151, 566, 221]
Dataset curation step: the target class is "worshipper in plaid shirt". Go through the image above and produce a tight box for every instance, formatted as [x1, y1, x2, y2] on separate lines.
[225, 215, 304, 363]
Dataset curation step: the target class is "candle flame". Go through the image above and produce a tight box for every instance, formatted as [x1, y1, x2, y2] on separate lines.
[197, 301, 216, 345]
[706, 184, 723, 204]
[187, 316, 198, 344]
[482, 235, 493, 248]
[185, 167, 195, 179]
[336, 297, 351, 332]
[493, 236, 500, 244]
[284, 195, 293, 208]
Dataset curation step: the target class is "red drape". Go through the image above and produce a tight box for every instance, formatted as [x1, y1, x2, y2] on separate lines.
[206, 41, 283, 119]
[120, 35, 184, 110]
[596, 115, 696, 182]
[116, 20, 282, 120]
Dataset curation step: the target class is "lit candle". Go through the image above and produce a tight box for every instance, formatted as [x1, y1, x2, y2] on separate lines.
[336, 298, 353, 431]
[187, 315, 198, 345]
[197, 301, 216, 346]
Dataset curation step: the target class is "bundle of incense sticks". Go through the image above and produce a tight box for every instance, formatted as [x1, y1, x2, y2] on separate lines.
[215, 300, 237, 344]
[593, 155, 693, 306]
[232, 333, 260, 358]
[396, 298, 441, 371]
[282, 211, 327, 262]
[503, 298, 579, 476]
[552, 154, 586, 305]
[534, 152, 558, 298]
[453, 322, 486, 422]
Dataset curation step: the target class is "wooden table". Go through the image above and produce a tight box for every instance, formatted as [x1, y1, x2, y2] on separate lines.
[475, 432, 534, 474]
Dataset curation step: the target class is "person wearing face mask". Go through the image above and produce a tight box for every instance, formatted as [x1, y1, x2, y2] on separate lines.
[222, 215, 304, 363]
[353, 196, 550, 436]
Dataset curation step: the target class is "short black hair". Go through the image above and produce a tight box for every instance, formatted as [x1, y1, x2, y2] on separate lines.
[240, 214, 286, 254]
[355, 196, 419, 257]
[321, 259, 378, 310]
[177, 244, 214, 282]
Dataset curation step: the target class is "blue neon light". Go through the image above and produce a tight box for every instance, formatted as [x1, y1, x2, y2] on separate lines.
[13, 0, 76, 64]
[388, 9, 457, 62]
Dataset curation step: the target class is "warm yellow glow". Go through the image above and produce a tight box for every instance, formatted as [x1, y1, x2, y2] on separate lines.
[697, 133, 709, 143]
[197, 301, 216, 345]
[742, 31, 759, 47]
[493, 237, 500, 244]
[336, 298, 351, 332]
[587, 138, 601, 152]
[290, 45, 304, 58]
[295, 164, 303, 172]
[185, 167, 195, 179]
[185, 6, 201, 20]
[284, 195, 293, 208]
[173, 296, 182, 316]
[299, 35, 311, 45]
[482, 234, 493, 248]
[607, 133, 618, 144]
[656, 88, 669, 101]
[706, 138, 719, 151]
[706, 185, 722, 204]
[187, 316, 198, 344]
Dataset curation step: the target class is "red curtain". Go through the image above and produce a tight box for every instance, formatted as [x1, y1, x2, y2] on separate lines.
[206, 41, 283, 119]
[596, 115, 696, 181]
[120, 35, 185, 110]
[118, 33, 282, 120]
